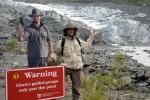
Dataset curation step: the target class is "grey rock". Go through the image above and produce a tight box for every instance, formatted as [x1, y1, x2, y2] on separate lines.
[131, 75, 136, 79]
[0, 79, 5, 88]
[137, 71, 145, 77]
[145, 70, 150, 77]
[0, 73, 4, 79]
[137, 82, 149, 88]
[147, 78, 150, 83]
[88, 67, 96, 73]
[143, 50, 150, 54]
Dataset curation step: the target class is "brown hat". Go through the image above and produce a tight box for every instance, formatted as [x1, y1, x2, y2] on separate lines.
[29, 9, 43, 17]
[63, 23, 78, 31]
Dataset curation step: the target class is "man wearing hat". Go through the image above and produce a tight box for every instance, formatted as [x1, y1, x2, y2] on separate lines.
[57, 23, 96, 100]
[16, 9, 56, 67]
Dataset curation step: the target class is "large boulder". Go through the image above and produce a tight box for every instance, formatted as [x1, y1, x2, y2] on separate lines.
[145, 69, 150, 77]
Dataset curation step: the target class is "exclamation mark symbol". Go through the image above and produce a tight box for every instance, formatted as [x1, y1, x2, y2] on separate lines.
[13, 73, 20, 80]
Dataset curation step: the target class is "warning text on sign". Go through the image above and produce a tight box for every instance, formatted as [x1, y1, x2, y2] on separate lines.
[6, 66, 65, 100]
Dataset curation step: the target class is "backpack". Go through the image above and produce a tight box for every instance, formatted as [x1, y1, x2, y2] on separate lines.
[61, 37, 84, 59]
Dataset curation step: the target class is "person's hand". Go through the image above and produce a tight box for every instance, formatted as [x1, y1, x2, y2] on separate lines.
[90, 28, 97, 37]
[16, 24, 24, 42]
[48, 52, 57, 62]
[16, 24, 24, 36]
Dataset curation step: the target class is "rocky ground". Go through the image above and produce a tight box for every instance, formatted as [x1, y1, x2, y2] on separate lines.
[1, 45, 150, 99]
[1, 1, 150, 100]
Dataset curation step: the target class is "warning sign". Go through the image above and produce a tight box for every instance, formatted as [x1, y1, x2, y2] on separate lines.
[5, 66, 65, 100]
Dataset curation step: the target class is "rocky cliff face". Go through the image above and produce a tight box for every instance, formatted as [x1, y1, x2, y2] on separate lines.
[43, 3, 150, 45]
[0, 1, 103, 45]
[1, 0, 150, 46]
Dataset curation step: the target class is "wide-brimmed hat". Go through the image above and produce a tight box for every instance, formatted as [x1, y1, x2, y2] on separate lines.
[63, 23, 78, 32]
[29, 9, 43, 17]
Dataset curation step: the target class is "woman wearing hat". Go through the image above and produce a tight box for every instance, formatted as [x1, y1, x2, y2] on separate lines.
[57, 23, 97, 100]
[16, 9, 56, 67]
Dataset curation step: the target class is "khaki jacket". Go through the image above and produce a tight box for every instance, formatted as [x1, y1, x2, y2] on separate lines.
[57, 35, 95, 69]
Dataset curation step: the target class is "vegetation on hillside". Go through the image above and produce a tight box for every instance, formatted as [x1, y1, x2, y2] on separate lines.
[5, 38, 26, 54]
[80, 52, 132, 100]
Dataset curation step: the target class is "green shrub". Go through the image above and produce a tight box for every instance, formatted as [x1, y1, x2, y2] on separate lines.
[5, 39, 19, 52]
[81, 73, 113, 100]
[109, 52, 128, 78]
[80, 52, 131, 100]
[146, 87, 150, 93]
[107, 52, 132, 100]
[109, 52, 131, 89]
[5, 39, 26, 54]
